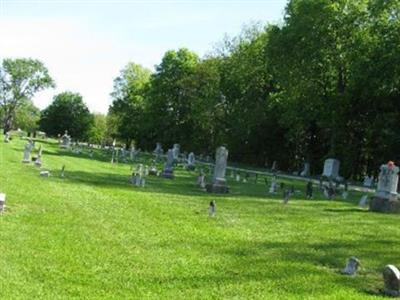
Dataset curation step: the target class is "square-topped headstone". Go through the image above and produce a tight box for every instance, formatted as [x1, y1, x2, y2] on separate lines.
[322, 159, 340, 178]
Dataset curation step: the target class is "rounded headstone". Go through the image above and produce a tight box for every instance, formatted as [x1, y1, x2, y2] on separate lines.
[383, 265, 400, 297]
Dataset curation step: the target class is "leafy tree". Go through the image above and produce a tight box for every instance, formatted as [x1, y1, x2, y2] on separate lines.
[88, 113, 108, 145]
[14, 100, 41, 133]
[0, 58, 54, 133]
[109, 63, 151, 145]
[39, 92, 93, 140]
[145, 48, 199, 148]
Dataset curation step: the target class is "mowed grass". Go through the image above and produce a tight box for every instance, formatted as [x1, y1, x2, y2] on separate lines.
[0, 135, 399, 299]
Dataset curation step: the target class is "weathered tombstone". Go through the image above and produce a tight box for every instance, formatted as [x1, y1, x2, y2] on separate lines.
[60, 131, 71, 149]
[383, 265, 400, 297]
[283, 189, 290, 204]
[363, 175, 373, 188]
[40, 170, 50, 177]
[271, 161, 277, 172]
[149, 160, 158, 176]
[0, 193, 6, 212]
[322, 158, 340, 179]
[369, 161, 400, 213]
[236, 174, 241, 182]
[300, 162, 310, 177]
[22, 139, 34, 163]
[4, 132, 10, 143]
[341, 257, 360, 275]
[206, 146, 229, 193]
[160, 149, 174, 179]
[172, 144, 180, 162]
[186, 152, 196, 171]
[208, 200, 216, 217]
[269, 176, 277, 194]
[153, 143, 163, 160]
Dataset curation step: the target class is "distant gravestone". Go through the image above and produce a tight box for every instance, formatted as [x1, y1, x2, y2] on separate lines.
[153, 143, 163, 160]
[206, 147, 229, 193]
[186, 152, 196, 171]
[383, 265, 400, 297]
[269, 176, 277, 194]
[300, 162, 310, 177]
[160, 149, 174, 179]
[4, 132, 10, 143]
[40, 170, 50, 177]
[172, 144, 180, 161]
[60, 131, 71, 149]
[22, 139, 34, 163]
[322, 158, 340, 179]
[341, 257, 360, 275]
[370, 161, 400, 213]
[60, 165, 66, 178]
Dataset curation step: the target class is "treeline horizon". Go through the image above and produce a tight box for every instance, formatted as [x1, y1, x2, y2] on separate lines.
[1, 0, 399, 179]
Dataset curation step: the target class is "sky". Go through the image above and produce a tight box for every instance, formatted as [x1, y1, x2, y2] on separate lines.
[0, 0, 288, 114]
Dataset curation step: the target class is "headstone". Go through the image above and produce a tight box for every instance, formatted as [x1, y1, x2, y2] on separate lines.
[300, 162, 310, 177]
[341, 257, 360, 275]
[197, 174, 206, 189]
[0, 193, 6, 212]
[322, 158, 340, 179]
[269, 176, 277, 194]
[236, 174, 241, 182]
[208, 200, 216, 217]
[4, 132, 10, 143]
[160, 149, 174, 179]
[186, 152, 196, 171]
[22, 139, 34, 163]
[370, 161, 400, 213]
[363, 175, 374, 188]
[153, 143, 163, 160]
[206, 146, 229, 193]
[283, 189, 290, 204]
[60, 131, 71, 149]
[271, 161, 277, 172]
[40, 171, 50, 177]
[149, 161, 158, 176]
[130, 144, 136, 160]
[383, 265, 400, 297]
[172, 144, 180, 162]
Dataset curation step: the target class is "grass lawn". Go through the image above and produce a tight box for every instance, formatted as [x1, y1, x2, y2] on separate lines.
[1, 135, 399, 299]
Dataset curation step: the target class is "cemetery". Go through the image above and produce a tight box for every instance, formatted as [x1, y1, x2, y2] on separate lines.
[1, 133, 400, 299]
[1, 0, 400, 298]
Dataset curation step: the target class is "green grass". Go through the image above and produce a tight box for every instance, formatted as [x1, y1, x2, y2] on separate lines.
[0, 135, 399, 299]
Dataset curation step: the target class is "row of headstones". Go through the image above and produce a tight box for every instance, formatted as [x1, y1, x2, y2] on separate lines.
[342, 257, 400, 297]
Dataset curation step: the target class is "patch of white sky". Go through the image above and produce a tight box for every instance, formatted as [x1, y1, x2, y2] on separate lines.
[0, 0, 288, 113]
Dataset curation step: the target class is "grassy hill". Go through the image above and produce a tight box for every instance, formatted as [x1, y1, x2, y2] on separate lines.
[0, 135, 398, 299]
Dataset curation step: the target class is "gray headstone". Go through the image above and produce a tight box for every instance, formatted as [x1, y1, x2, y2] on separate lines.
[322, 158, 340, 178]
[341, 257, 360, 275]
[376, 163, 399, 199]
[383, 265, 400, 297]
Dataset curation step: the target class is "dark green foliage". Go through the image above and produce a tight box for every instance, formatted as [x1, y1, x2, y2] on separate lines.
[40, 92, 93, 140]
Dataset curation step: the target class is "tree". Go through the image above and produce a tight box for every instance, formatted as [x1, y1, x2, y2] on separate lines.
[145, 48, 199, 148]
[88, 113, 108, 145]
[0, 58, 54, 133]
[109, 63, 151, 145]
[14, 100, 41, 133]
[40, 92, 93, 140]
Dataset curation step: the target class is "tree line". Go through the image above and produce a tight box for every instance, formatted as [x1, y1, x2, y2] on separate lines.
[1, 0, 399, 179]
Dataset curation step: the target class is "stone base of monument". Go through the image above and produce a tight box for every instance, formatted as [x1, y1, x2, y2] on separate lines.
[160, 169, 174, 179]
[369, 197, 400, 213]
[206, 179, 229, 194]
